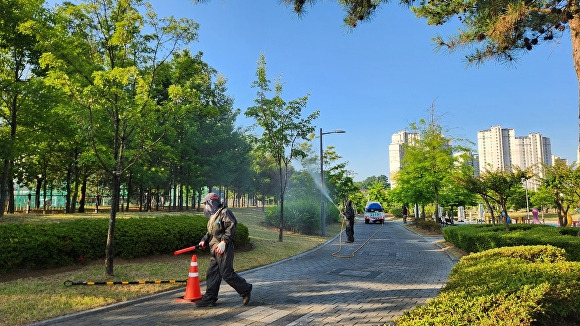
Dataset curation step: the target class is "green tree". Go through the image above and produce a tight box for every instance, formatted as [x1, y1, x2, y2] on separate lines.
[39, 0, 199, 275]
[152, 50, 245, 209]
[507, 184, 528, 211]
[366, 181, 389, 205]
[482, 169, 528, 230]
[439, 182, 478, 218]
[246, 54, 320, 242]
[359, 175, 390, 190]
[542, 161, 580, 227]
[321, 145, 358, 209]
[0, 0, 48, 217]
[459, 173, 498, 223]
[439, 151, 478, 219]
[394, 108, 469, 223]
[390, 170, 433, 219]
[250, 149, 279, 210]
[530, 184, 555, 212]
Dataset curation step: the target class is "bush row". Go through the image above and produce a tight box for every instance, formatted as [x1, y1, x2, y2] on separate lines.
[264, 199, 340, 235]
[443, 224, 580, 261]
[395, 245, 580, 325]
[0, 214, 249, 274]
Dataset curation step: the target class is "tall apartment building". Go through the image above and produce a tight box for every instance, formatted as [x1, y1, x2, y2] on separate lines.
[388, 130, 419, 188]
[477, 125, 514, 172]
[478, 126, 552, 189]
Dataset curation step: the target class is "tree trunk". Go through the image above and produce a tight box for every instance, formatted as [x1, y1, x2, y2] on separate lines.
[197, 189, 202, 211]
[105, 172, 120, 276]
[35, 176, 43, 209]
[78, 174, 87, 213]
[180, 185, 184, 211]
[42, 179, 47, 213]
[146, 188, 151, 212]
[434, 185, 441, 224]
[0, 157, 10, 218]
[138, 186, 143, 212]
[71, 153, 79, 213]
[484, 199, 494, 224]
[72, 167, 80, 214]
[278, 166, 284, 242]
[554, 194, 565, 226]
[1, 90, 18, 217]
[571, 11, 580, 164]
[8, 186, 14, 214]
[261, 194, 265, 212]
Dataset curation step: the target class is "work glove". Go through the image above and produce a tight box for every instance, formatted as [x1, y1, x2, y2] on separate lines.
[215, 241, 226, 255]
[198, 241, 206, 249]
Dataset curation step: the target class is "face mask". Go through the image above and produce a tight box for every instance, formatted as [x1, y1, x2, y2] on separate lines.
[204, 203, 213, 217]
[203, 199, 221, 217]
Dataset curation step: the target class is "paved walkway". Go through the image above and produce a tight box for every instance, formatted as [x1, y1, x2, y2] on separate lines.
[31, 218, 457, 326]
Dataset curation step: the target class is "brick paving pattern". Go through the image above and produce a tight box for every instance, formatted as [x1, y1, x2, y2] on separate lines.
[31, 218, 456, 326]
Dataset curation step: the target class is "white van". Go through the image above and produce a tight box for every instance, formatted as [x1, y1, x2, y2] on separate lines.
[364, 202, 384, 224]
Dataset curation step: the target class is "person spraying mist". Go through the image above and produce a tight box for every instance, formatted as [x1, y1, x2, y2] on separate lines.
[342, 200, 355, 243]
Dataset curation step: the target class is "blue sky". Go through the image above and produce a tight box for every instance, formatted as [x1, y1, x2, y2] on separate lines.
[50, 0, 579, 182]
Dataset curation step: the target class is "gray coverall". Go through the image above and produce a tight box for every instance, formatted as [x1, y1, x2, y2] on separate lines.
[199, 206, 252, 303]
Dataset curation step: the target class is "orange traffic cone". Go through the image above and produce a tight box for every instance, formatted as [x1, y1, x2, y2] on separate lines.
[176, 254, 202, 303]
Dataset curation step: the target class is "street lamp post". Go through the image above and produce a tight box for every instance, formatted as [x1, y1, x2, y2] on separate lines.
[525, 179, 529, 221]
[320, 128, 345, 236]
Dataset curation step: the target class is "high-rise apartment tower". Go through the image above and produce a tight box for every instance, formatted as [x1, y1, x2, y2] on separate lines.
[388, 130, 419, 188]
[477, 125, 551, 190]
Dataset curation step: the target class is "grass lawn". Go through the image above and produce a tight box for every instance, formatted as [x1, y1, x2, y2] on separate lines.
[0, 207, 343, 326]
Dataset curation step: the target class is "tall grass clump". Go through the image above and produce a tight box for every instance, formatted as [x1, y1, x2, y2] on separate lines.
[264, 198, 339, 235]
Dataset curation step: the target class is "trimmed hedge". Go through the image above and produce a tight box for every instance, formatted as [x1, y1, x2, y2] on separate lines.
[0, 214, 249, 274]
[443, 224, 580, 261]
[396, 245, 580, 325]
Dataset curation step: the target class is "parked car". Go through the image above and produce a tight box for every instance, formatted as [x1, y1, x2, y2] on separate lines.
[364, 202, 384, 224]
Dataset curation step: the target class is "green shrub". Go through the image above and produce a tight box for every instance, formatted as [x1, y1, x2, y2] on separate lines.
[458, 245, 568, 266]
[442, 224, 580, 261]
[0, 214, 249, 273]
[396, 245, 580, 326]
[265, 199, 339, 235]
[389, 206, 403, 218]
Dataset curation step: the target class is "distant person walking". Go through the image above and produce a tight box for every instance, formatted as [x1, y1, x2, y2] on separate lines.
[402, 205, 408, 224]
[195, 193, 252, 307]
[342, 200, 355, 243]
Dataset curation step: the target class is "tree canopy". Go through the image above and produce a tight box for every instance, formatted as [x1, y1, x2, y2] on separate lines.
[246, 54, 320, 241]
[395, 111, 472, 222]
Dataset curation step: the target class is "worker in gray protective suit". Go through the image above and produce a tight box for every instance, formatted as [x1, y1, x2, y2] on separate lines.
[195, 192, 252, 307]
